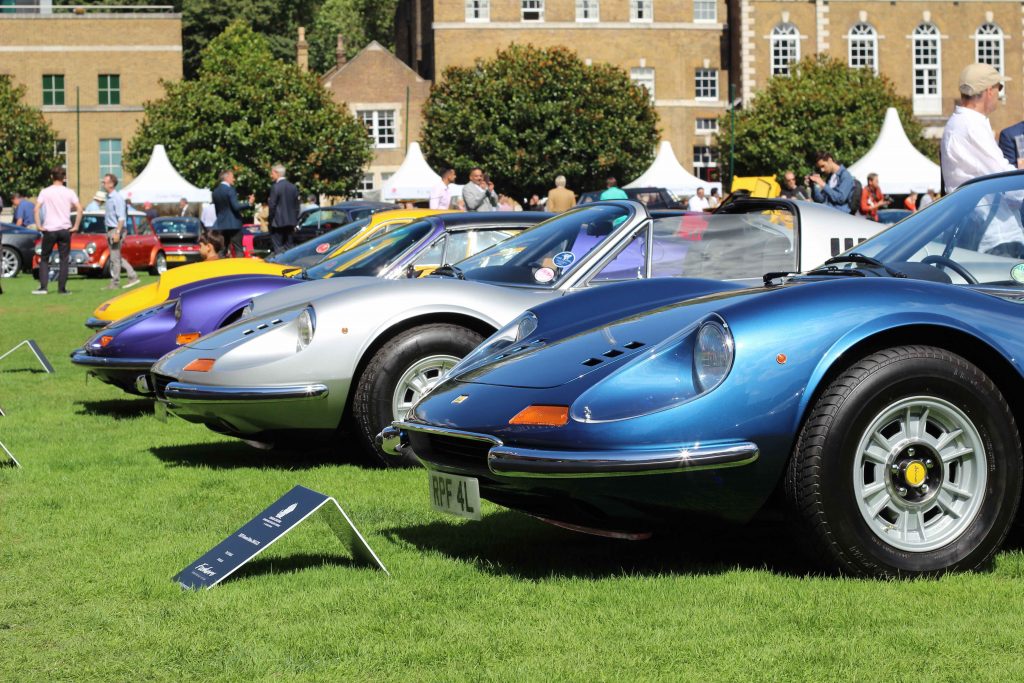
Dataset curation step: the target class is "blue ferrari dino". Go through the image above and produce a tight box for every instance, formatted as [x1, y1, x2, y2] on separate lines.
[386, 170, 1024, 578]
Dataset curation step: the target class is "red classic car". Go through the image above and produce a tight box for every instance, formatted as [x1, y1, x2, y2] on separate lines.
[33, 210, 169, 278]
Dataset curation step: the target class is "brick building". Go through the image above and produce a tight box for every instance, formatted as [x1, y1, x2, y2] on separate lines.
[0, 3, 182, 197]
[397, 0, 730, 182]
[320, 38, 433, 198]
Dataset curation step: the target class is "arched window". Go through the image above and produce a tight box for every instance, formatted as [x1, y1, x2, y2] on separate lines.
[975, 23, 1004, 78]
[912, 23, 941, 115]
[771, 23, 800, 76]
[848, 23, 877, 74]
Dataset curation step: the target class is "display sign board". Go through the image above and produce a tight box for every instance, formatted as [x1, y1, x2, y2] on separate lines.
[0, 339, 54, 374]
[174, 485, 388, 589]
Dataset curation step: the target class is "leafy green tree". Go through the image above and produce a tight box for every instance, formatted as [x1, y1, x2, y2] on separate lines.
[422, 45, 659, 200]
[308, 0, 399, 73]
[718, 54, 936, 182]
[0, 76, 61, 198]
[125, 22, 373, 199]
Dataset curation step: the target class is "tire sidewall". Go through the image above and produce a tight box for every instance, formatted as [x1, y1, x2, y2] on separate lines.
[817, 353, 1020, 574]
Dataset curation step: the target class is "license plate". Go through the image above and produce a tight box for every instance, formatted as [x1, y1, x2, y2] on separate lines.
[167, 255, 187, 262]
[67, 266, 78, 275]
[428, 471, 481, 520]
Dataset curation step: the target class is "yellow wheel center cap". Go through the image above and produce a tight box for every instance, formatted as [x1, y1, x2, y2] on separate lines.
[904, 461, 927, 487]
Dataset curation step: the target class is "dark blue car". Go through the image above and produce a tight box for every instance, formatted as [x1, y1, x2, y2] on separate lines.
[389, 170, 1024, 578]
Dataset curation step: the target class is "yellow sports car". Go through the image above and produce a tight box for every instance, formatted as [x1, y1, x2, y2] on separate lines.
[85, 208, 448, 328]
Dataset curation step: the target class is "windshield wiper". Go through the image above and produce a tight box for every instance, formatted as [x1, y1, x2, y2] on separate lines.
[808, 253, 907, 278]
[432, 264, 465, 280]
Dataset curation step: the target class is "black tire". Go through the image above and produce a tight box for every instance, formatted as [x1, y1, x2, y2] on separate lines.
[351, 324, 483, 467]
[150, 251, 167, 275]
[1, 246, 21, 278]
[786, 345, 1022, 577]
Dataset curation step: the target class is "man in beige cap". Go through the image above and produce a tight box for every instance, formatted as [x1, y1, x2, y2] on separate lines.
[940, 63, 1018, 192]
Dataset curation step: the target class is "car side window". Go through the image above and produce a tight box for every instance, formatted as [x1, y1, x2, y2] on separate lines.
[123, 216, 137, 235]
[591, 226, 648, 283]
[351, 209, 373, 221]
[135, 217, 152, 236]
[412, 235, 446, 267]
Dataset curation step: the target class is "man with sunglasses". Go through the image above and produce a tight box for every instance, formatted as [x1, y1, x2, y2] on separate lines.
[941, 63, 1018, 192]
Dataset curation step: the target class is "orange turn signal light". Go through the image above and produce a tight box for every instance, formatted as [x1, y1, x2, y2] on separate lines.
[509, 405, 569, 427]
[183, 358, 216, 372]
[99, 335, 114, 347]
[176, 332, 201, 345]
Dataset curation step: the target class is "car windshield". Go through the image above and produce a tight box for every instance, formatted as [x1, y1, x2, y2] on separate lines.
[452, 204, 633, 287]
[824, 173, 1024, 288]
[269, 216, 372, 266]
[74, 215, 108, 234]
[299, 208, 349, 229]
[305, 219, 434, 279]
[153, 219, 199, 235]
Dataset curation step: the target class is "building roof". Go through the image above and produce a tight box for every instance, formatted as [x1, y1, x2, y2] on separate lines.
[122, 145, 212, 204]
[625, 141, 721, 196]
[322, 40, 427, 85]
[848, 108, 941, 194]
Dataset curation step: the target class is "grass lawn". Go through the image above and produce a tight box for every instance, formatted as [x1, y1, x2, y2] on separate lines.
[3, 272, 1024, 681]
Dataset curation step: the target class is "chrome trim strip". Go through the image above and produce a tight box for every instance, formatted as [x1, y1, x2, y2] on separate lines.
[393, 421, 758, 478]
[70, 351, 153, 370]
[163, 382, 329, 403]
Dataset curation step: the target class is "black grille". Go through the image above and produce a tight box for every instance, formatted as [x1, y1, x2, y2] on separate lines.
[152, 373, 173, 399]
[410, 432, 492, 472]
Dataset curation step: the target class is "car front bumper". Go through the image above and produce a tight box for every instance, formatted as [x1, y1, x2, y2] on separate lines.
[152, 375, 335, 438]
[70, 349, 155, 394]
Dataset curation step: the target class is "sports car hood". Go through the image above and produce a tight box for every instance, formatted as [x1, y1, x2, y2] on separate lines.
[458, 284, 780, 389]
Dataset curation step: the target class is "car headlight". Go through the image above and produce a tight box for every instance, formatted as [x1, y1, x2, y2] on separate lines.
[173, 298, 182, 322]
[34, 245, 41, 256]
[571, 315, 734, 423]
[239, 300, 255, 320]
[85, 241, 97, 255]
[296, 306, 315, 351]
[445, 312, 539, 381]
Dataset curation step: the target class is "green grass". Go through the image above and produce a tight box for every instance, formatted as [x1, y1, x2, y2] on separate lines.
[3, 274, 1024, 681]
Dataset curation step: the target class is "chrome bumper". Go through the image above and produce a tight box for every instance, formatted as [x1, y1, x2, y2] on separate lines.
[84, 317, 111, 330]
[382, 422, 759, 478]
[161, 382, 330, 403]
[70, 350, 152, 370]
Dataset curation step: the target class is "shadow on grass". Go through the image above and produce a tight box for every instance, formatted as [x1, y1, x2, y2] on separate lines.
[230, 552, 359, 582]
[0, 367, 49, 374]
[387, 511, 817, 580]
[150, 441, 343, 471]
[75, 398, 155, 420]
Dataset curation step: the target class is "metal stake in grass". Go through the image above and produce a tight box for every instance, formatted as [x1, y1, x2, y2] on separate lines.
[0, 339, 55, 374]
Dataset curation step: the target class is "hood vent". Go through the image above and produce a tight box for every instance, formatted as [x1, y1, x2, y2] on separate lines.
[581, 341, 645, 367]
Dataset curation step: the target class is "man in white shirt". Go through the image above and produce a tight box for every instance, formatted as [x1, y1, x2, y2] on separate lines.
[941, 63, 1018, 192]
[429, 168, 456, 210]
[687, 187, 711, 212]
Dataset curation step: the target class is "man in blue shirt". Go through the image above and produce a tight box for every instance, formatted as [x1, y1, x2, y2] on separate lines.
[808, 151, 855, 212]
[102, 173, 139, 290]
[12, 193, 35, 227]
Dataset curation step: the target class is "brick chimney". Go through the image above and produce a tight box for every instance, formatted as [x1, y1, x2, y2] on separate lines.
[297, 26, 309, 72]
[336, 34, 346, 67]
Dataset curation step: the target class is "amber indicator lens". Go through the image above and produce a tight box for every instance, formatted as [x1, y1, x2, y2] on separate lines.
[183, 358, 216, 372]
[176, 332, 201, 345]
[509, 405, 569, 426]
[99, 335, 114, 347]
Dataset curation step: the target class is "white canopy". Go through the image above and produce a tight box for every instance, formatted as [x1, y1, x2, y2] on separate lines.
[122, 144, 212, 204]
[381, 142, 441, 202]
[849, 108, 941, 195]
[625, 141, 721, 197]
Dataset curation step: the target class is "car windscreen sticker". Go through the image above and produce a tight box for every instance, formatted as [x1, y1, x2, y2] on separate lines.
[1012, 263, 1024, 283]
[534, 267, 555, 283]
[552, 251, 576, 269]
[316, 243, 330, 254]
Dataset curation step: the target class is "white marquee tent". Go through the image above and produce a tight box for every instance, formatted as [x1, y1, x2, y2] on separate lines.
[381, 142, 441, 202]
[848, 107, 941, 195]
[122, 144, 212, 204]
[625, 141, 721, 197]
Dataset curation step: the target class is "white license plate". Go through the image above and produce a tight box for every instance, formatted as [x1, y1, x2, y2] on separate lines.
[67, 266, 78, 275]
[428, 471, 481, 520]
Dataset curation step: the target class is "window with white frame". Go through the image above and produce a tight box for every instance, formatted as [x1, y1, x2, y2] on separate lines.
[693, 146, 718, 179]
[696, 118, 719, 134]
[54, 139, 67, 171]
[521, 0, 543, 21]
[694, 0, 716, 22]
[912, 23, 941, 115]
[576, 0, 598, 21]
[630, 67, 655, 102]
[99, 139, 122, 183]
[771, 23, 800, 76]
[356, 173, 374, 199]
[695, 69, 718, 99]
[975, 23, 1004, 80]
[630, 0, 652, 22]
[465, 0, 489, 21]
[358, 110, 396, 148]
[848, 23, 877, 73]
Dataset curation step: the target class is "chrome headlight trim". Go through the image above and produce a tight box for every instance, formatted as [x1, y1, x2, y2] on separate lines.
[296, 306, 316, 351]
[693, 319, 734, 394]
[444, 311, 539, 381]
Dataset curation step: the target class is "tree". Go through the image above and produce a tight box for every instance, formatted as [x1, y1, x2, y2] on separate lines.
[308, 0, 399, 73]
[125, 22, 373, 200]
[422, 45, 659, 201]
[0, 76, 61, 198]
[717, 54, 937, 181]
